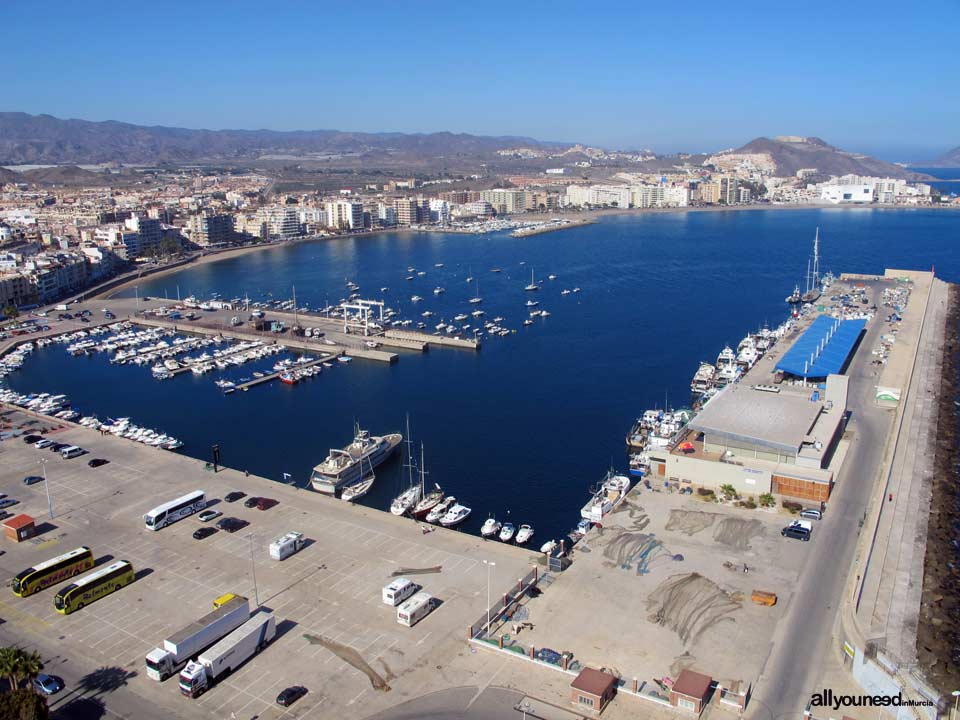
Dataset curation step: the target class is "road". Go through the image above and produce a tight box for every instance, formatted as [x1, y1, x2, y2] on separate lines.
[748, 282, 897, 720]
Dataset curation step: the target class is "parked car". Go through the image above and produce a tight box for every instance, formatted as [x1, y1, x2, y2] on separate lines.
[799, 508, 822, 521]
[22, 435, 43, 444]
[33, 674, 64, 695]
[255, 498, 278, 511]
[23, 476, 44, 485]
[276, 686, 308, 707]
[0, 499, 19, 510]
[243, 496, 260, 508]
[224, 491, 247, 503]
[88, 458, 110, 468]
[535, 648, 562, 664]
[198, 509, 222, 523]
[48, 442, 69, 452]
[781, 524, 811, 541]
[192, 527, 218, 540]
[34, 439, 54, 449]
[216, 517, 247, 533]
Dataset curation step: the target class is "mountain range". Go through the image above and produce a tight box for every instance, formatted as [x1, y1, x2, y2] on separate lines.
[920, 146, 960, 168]
[0, 112, 940, 182]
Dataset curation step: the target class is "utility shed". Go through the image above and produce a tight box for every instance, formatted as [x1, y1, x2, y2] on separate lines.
[570, 667, 617, 713]
[670, 669, 713, 714]
[3, 514, 35, 542]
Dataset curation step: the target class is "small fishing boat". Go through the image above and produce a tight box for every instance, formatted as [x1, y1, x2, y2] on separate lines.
[540, 539, 558, 554]
[439, 503, 471, 527]
[515, 524, 534, 545]
[426, 496, 455, 524]
[499, 522, 516, 542]
[481, 517, 502, 538]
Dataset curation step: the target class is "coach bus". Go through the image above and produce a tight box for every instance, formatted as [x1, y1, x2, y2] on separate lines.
[53, 560, 135, 614]
[11, 547, 95, 597]
[143, 490, 206, 531]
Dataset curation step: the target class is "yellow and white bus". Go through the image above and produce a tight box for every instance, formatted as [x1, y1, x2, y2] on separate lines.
[11, 547, 95, 597]
[143, 490, 206, 531]
[53, 560, 135, 614]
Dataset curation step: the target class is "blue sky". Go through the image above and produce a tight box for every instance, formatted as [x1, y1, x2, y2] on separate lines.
[2, 1, 957, 160]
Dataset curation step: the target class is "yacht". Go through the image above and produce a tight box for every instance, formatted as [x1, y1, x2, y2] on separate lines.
[715, 345, 739, 383]
[426, 496, 455, 524]
[515, 524, 534, 545]
[454, 313, 469, 322]
[310, 427, 403, 495]
[580, 470, 632, 523]
[469, 280, 482, 304]
[480, 517, 502, 538]
[411, 445, 444, 518]
[439, 503, 471, 527]
[690, 362, 716, 395]
[499, 522, 516, 542]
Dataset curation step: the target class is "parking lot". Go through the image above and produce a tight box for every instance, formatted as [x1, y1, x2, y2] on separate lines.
[514, 485, 811, 688]
[0, 413, 533, 719]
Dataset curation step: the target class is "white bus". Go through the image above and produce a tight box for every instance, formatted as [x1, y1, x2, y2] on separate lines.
[144, 491, 206, 531]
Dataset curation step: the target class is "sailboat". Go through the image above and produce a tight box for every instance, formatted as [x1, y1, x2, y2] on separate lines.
[411, 444, 444, 518]
[390, 418, 422, 516]
[524, 268, 538, 292]
[468, 279, 483, 304]
[341, 452, 375, 502]
[800, 228, 822, 304]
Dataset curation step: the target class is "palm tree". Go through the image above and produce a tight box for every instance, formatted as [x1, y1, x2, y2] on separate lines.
[0, 646, 44, 690]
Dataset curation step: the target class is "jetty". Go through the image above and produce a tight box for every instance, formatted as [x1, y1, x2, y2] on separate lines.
[510, 218, 594, 238]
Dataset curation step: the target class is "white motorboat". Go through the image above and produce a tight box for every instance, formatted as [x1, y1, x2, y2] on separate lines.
[454, 313, 468, 322]
[572, 287, 581, 293]
[525, 299, 539, 307]
[426, 496, 455, 524]
[499, 522, 516, 542]
[481, 517, 502, 538]
[411, 295, 423, 303]
[561, 289, 571, 295]
[440, 504, 471, 527]
[433, 287, 445, 295]
[547, 274, 557, 280]
[540, 539, 558, 554]
[515, 524, 534, 545]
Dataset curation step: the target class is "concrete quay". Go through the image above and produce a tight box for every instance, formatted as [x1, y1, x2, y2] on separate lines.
[0, 410, 535, 720]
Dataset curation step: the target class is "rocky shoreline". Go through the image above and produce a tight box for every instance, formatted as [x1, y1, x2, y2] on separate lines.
[917, 282, 960, 693]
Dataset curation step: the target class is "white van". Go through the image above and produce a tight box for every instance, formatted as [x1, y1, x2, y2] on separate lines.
[382, 578, 417, 607]
[269, 531, 305, 561]
[60, 446, 85, 459]
[397, 592, 434, 627]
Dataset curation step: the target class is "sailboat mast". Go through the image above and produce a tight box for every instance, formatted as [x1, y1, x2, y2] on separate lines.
[420, 443, 426, 494]
[405, 415, 414, 488]
[813, 227, 820, 288]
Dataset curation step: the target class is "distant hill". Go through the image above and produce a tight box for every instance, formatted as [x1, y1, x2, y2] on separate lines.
[0, 166, 20, 184]
[713, 136, 926, 179]
[921, 146, 960, 168]
[0, 112, 561, 165]
[21, 165, 112, 185]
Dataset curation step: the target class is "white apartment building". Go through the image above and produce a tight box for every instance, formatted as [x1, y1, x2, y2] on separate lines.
[429, 199, 450, 224]
[564, 184, 631, 208]
[663, 186, 691, 207]
[378, 203, 397, 227]
[479, 189, 530, 215]
[820, 184, 874, 204]
[324, 200, 364, 231]
[630, 184, 665, 208]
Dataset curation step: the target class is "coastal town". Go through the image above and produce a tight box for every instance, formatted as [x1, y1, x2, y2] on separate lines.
[0, 140, 952, 311]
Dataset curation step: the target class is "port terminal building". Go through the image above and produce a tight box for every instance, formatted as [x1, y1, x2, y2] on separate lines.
[650, 374, 849, 503]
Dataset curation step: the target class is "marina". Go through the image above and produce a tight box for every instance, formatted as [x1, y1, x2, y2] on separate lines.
[3, 209, 959, 544]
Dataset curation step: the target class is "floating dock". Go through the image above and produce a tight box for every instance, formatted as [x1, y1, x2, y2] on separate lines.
[234, 355, 332, 391]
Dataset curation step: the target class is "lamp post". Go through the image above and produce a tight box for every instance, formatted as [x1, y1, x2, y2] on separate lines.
[248, 533, 259, 607]
[38, 458, 53, 520]
[951, 690, 959, 720]
[482, 559, 495, 636]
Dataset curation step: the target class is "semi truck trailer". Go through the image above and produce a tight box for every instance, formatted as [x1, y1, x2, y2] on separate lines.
[178, 611, 276, 697]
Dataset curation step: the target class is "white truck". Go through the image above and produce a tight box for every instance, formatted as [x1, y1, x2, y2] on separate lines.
[179, 611, 276, 697]
[145, 595, 249, 681]
[269, 531, 305, 561]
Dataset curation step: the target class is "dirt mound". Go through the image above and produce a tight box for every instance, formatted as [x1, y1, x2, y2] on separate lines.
[646, 572, 742, 645]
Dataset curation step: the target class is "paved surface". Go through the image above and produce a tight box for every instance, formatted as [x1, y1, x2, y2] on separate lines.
[858, 277, 948, 663]
[0, 417, 533, 720]
[746, 278, 906, 719]
[516, 488, 806, 687]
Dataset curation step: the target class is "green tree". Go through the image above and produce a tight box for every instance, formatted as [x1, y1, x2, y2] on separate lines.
[1, 304, 17, 320]
[719, 484, 739, 500]
[0, 688, 49, 719]
[0, 647, 44, 690]
[759, 492, 775, 507]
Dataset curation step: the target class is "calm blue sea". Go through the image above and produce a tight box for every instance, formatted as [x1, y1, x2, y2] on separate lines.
[7, 208, 960, 542]
[912, 167, 960, 196]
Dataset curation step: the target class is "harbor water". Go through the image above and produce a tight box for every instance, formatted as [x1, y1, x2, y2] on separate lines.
[7, 208, 960, 543]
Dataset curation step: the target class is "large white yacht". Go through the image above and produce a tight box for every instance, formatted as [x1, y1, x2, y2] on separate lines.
[580, 471, 631, 524]
[310, 427, 402, 495]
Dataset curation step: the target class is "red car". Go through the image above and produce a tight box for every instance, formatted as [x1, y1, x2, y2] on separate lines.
[255, 498, 278, 511]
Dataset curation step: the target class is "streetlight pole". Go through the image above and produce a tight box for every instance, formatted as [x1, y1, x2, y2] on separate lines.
[248, 533, 259, 607]
[38, 458, 52, 520]
[951, 690, 959, 720]
[482, 560, 495, 636]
